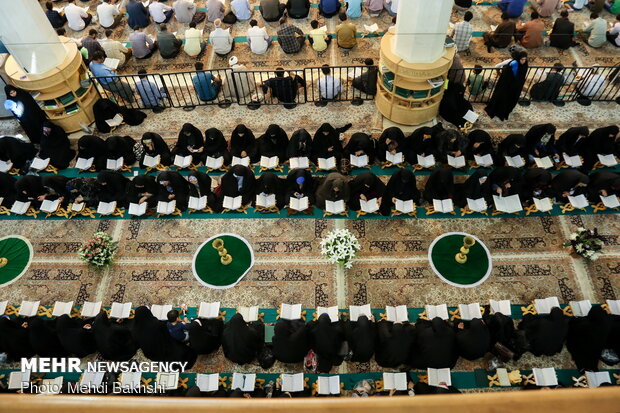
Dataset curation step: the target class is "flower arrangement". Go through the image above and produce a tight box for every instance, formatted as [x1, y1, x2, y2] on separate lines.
[320, 229, 361, 269]
[563, 227, 604, 261]
[78, 232, 118, 269]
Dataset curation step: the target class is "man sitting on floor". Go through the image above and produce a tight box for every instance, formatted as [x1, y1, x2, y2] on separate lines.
[157, 24, 183, 59]
[277, 16, 305, 54]
[192, 62, 222, 102]
[260, 0, 287, 22]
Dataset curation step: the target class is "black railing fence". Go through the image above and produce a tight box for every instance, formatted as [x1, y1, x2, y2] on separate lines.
[90, 64, 620, 110]
[90, 64, 379, 110]
[453, 65, 620, 105]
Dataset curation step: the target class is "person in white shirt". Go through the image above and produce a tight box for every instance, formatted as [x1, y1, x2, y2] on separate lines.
[149, 0, 175, 24]
[101, 29, 132, 68]
[608, 14, 620, 47]
[97, 0, 122, 29]
[386, 0, 399, 16]
[231, 0, 253, 20]
[184, 22, 207, 57]
[318, 65, 342, 100]
[209, 19, 234, 56]
[65, 0, 93, 32]
[247, 19, 272, 55]
[578, 68, 605, 98]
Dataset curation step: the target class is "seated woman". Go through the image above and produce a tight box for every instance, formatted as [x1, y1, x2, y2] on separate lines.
[454, 318, 490, 361]
[188, 318, 224, 355]
[66, 177, 100, 208]
[308, 313, 346, 373]
[518, 307, 568, 357]
[344, 315, 376, 363]
[56, 314, 97, 358]
[272, 318, 311, 363]
[550, 170, 589, 204]
[348, 172, 385, 211]
[0, 316, 35, 361]
[0, 172, 17, 208]
[258, 124, 289, 162]
[405, 125, 441, 165]
[38, 121, 75, 170]
[204, 127, 232, 165]
[411, 318, 458, 369]
[254, 172, 286, 210]
[566, 305, 611, 372]
[497, 133, 528, 166]
[0, 136, 37, 173]
[435, 129, 469, 164]
[126, 174, 160, 208]
[422, 168, 455, 205]
[466, 129, 495, 161]
[173, 123, 206, 165]
[483, 310, 519, 360]
[219, 165, 256, 207]
[28, 317, 68, 358]
[380, 169, 421, 216]
[587, 171, 620, 202]
[77, 135, 108, 171]
[15, 175, 69, 208]
[222, 313, 264, 365]
[156, 170, 190, 211]
[106, 135, 138, 167]
[93, 98, 146, 134]
[456, 169, 491, 208]
[140, 132, 172, 168]
[92, 311, 138, 361]
[286, 129, 313, 160]
[285, 169, 315, 207]
[556, 126, 589, 156]
[488, 166, 524, 199]
[311, 123, 350, 165]
[344, 132, 376, 164]
[97, 170, 130, 208]
[374, 320, 415, 368]
[524, 123, 559, 164]
[315, 172, 350, 210]
[131, 306, 197, 368]
[230, 124, 259, 164]
[376, 127, 406, 163]
[187, 171, 218, 210]
[521, 168, 553, 204]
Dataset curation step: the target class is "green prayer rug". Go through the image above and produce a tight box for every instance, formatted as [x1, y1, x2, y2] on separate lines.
[192, 234, 254, 289]
[429, 233, 492, 288]
[0, 235, 33, 287]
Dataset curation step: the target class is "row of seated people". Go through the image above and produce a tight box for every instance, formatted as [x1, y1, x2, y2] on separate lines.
[1, 120, 619, 175]
[1, 163, 618, 216]
[45, 0, 394, 34]
[1, 304, 619, 380]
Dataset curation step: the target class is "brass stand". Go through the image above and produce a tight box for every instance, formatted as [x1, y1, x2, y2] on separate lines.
[455, 236, 476, 264]
[212, 238, 233, 265]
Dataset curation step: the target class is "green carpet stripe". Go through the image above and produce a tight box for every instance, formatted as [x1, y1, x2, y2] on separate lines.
[4, 304, 602, 323]
[1, 369, 617, 390]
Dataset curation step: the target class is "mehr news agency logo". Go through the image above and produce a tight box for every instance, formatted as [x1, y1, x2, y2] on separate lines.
[18, 357, 189, 394]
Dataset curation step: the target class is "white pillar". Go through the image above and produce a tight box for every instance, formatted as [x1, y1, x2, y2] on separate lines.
[0, 0, 67, 74]
[393, 0, 453, 64]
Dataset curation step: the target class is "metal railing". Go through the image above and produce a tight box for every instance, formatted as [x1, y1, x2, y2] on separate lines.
[451, 65, 620, 105]
[90, 64, 379, 109]
[91, 64, 620, 110]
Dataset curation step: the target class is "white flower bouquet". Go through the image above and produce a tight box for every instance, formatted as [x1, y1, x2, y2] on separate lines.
[320, 228, 361, 269]
[563, 227, 604, 261]
[78, 232, 118, 269]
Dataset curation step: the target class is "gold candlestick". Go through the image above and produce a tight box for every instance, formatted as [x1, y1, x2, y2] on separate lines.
[455, 236, 476, 264]
[212, 238, 233, 266]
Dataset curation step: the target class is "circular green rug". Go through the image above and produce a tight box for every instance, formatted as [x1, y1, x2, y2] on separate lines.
[0, 235, 33, 287]
[192, 233, 254, 289]
[428, 232, 492, 288]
